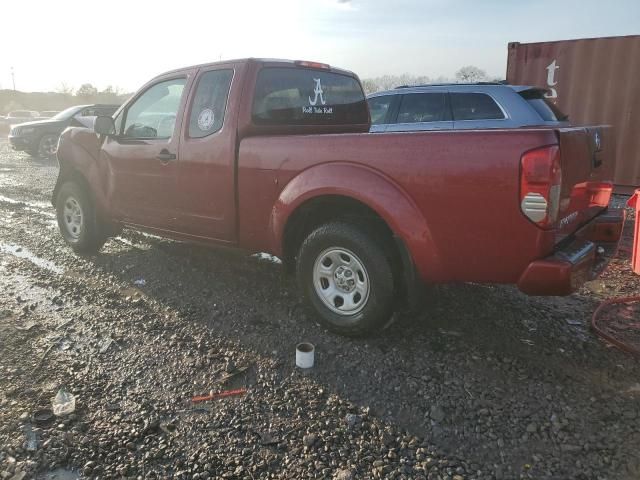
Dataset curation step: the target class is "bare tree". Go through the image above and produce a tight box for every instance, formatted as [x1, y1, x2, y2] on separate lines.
[75, 83, 99, 98]
[361, 74, 433, 94]
[455, 66, 488, 83]
[56, 83, 75, 95]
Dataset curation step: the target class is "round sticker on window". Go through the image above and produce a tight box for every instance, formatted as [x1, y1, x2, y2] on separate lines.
[197, 108, 215, 131]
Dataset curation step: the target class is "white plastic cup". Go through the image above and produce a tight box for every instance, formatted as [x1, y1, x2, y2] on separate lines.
[296, 342, 315, 369]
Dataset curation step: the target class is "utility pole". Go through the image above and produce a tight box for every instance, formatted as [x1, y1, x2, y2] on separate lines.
[11, 67, 15, 91]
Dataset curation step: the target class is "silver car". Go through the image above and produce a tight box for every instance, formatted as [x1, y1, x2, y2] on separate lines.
[367, 83, 568, 132]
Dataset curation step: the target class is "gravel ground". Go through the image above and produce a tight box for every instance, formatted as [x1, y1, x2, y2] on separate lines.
[1, 139, 640, 480]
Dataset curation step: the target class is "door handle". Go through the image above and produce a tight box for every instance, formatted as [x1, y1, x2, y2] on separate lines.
[157, 149, 176, 163]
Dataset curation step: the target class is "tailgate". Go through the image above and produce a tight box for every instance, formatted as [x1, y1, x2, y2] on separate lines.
[554, 126, 614, 240]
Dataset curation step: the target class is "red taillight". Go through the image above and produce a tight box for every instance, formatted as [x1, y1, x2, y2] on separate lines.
[520, 145, 562, 229]
[587, 181, 613, 207]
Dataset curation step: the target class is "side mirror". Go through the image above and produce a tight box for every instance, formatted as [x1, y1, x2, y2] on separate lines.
[94, 115, 116, 136]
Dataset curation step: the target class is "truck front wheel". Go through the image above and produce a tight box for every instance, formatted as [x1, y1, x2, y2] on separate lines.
[296, 222, 396, 336]
[56, 181, 108, 254]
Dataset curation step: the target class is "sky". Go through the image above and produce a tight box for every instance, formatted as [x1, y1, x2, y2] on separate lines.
[0, 0, 638, 93]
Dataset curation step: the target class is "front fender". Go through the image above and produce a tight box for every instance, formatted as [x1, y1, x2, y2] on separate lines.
[54, 127, 108, 214]
[269, 162, 441, 282]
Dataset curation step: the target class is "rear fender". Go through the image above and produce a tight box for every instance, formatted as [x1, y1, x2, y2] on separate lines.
[269, 162, 441, 282]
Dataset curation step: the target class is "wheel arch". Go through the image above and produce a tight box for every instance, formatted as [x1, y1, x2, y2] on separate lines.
[52, 128, 106, 214]
[271, 162, 442, 284]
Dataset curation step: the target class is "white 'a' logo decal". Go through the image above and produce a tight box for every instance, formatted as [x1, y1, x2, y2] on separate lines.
[309, 78, 326, 106]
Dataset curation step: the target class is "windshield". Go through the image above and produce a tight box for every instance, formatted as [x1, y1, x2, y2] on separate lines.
[51, 106, 83, 121]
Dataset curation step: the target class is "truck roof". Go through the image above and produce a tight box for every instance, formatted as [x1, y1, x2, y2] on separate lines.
[156, 58, 358, 80]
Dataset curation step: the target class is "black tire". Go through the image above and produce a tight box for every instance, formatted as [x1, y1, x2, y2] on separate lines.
[296, 221, 396, 337]
[55, 181, 107, 254]
[37, 134, 58, 158]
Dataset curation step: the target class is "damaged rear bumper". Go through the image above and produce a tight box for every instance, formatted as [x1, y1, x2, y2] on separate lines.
[517, 208, 626, 296]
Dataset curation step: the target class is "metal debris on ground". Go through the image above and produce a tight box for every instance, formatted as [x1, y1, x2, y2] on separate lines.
[191, 388, 247, 403]
[591, 296, 640, 356]
[213, 364, 251, 385]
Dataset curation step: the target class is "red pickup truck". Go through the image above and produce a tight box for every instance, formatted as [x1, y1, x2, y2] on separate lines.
[53, 58, 624, 336]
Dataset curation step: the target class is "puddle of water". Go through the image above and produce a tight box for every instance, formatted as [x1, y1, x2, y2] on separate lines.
[139, 231, 165, 241]
[0, 243, 64, 274]
[114, 236, 136, 247]
[0, 194, 53, 211]
[0, 195, 55, 219]
[251, 252, 282, 264]
[0, 173, 22, 187]
[39, 468, 80, 480]
[0, 194, 21, 204]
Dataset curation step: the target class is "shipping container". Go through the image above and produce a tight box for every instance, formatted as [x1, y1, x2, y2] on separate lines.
[506, 35, 640, 192]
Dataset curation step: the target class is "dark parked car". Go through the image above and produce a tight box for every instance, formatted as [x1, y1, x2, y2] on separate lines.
[8, 104, 119, 157]
[367, 83, 568, 132]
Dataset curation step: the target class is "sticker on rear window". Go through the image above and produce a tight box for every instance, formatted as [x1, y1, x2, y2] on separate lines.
[309, 78, 326, 106]
[303, 78, 333, 115]
[197, 108, 215, 131]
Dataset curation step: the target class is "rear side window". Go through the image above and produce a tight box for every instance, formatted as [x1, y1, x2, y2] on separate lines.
[397, 93, 449, 123]
[252, 67, 368, 126]
[519, 89, 567, 122]
[189, 69, 233, 138]
[451, 93, 504, 121]
[368, 95, 393, 125]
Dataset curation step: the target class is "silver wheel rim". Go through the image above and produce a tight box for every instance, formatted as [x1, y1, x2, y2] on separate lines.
[40, 136, 57, 156]
[62, 197, 83, 239]
[312, 247, 370, 316]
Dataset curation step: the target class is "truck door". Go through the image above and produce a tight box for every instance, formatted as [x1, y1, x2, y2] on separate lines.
[173, 65, 239, 242]
[101, 73, 193, 230]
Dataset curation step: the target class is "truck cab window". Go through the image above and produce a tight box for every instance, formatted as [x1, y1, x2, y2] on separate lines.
[252, 67, 368, 126]
[188, 69, 233, 138]
[122, 78, 186, 139]
[396, 93, 449, 123]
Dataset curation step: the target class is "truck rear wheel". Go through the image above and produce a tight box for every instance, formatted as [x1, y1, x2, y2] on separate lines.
[56, 181, 107, 254]
[296, 222, 396, 336]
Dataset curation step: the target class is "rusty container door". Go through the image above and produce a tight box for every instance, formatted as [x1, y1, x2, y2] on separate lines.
[506, 35, 640, 191]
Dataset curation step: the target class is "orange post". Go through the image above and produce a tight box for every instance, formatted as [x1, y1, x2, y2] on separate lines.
[628, 190, 640, 275]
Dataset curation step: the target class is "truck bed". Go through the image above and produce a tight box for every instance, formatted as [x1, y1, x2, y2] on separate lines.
[238, 127, 584, 284]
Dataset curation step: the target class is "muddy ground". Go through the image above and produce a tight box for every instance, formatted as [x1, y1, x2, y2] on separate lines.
[0, 139, 639, 480]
